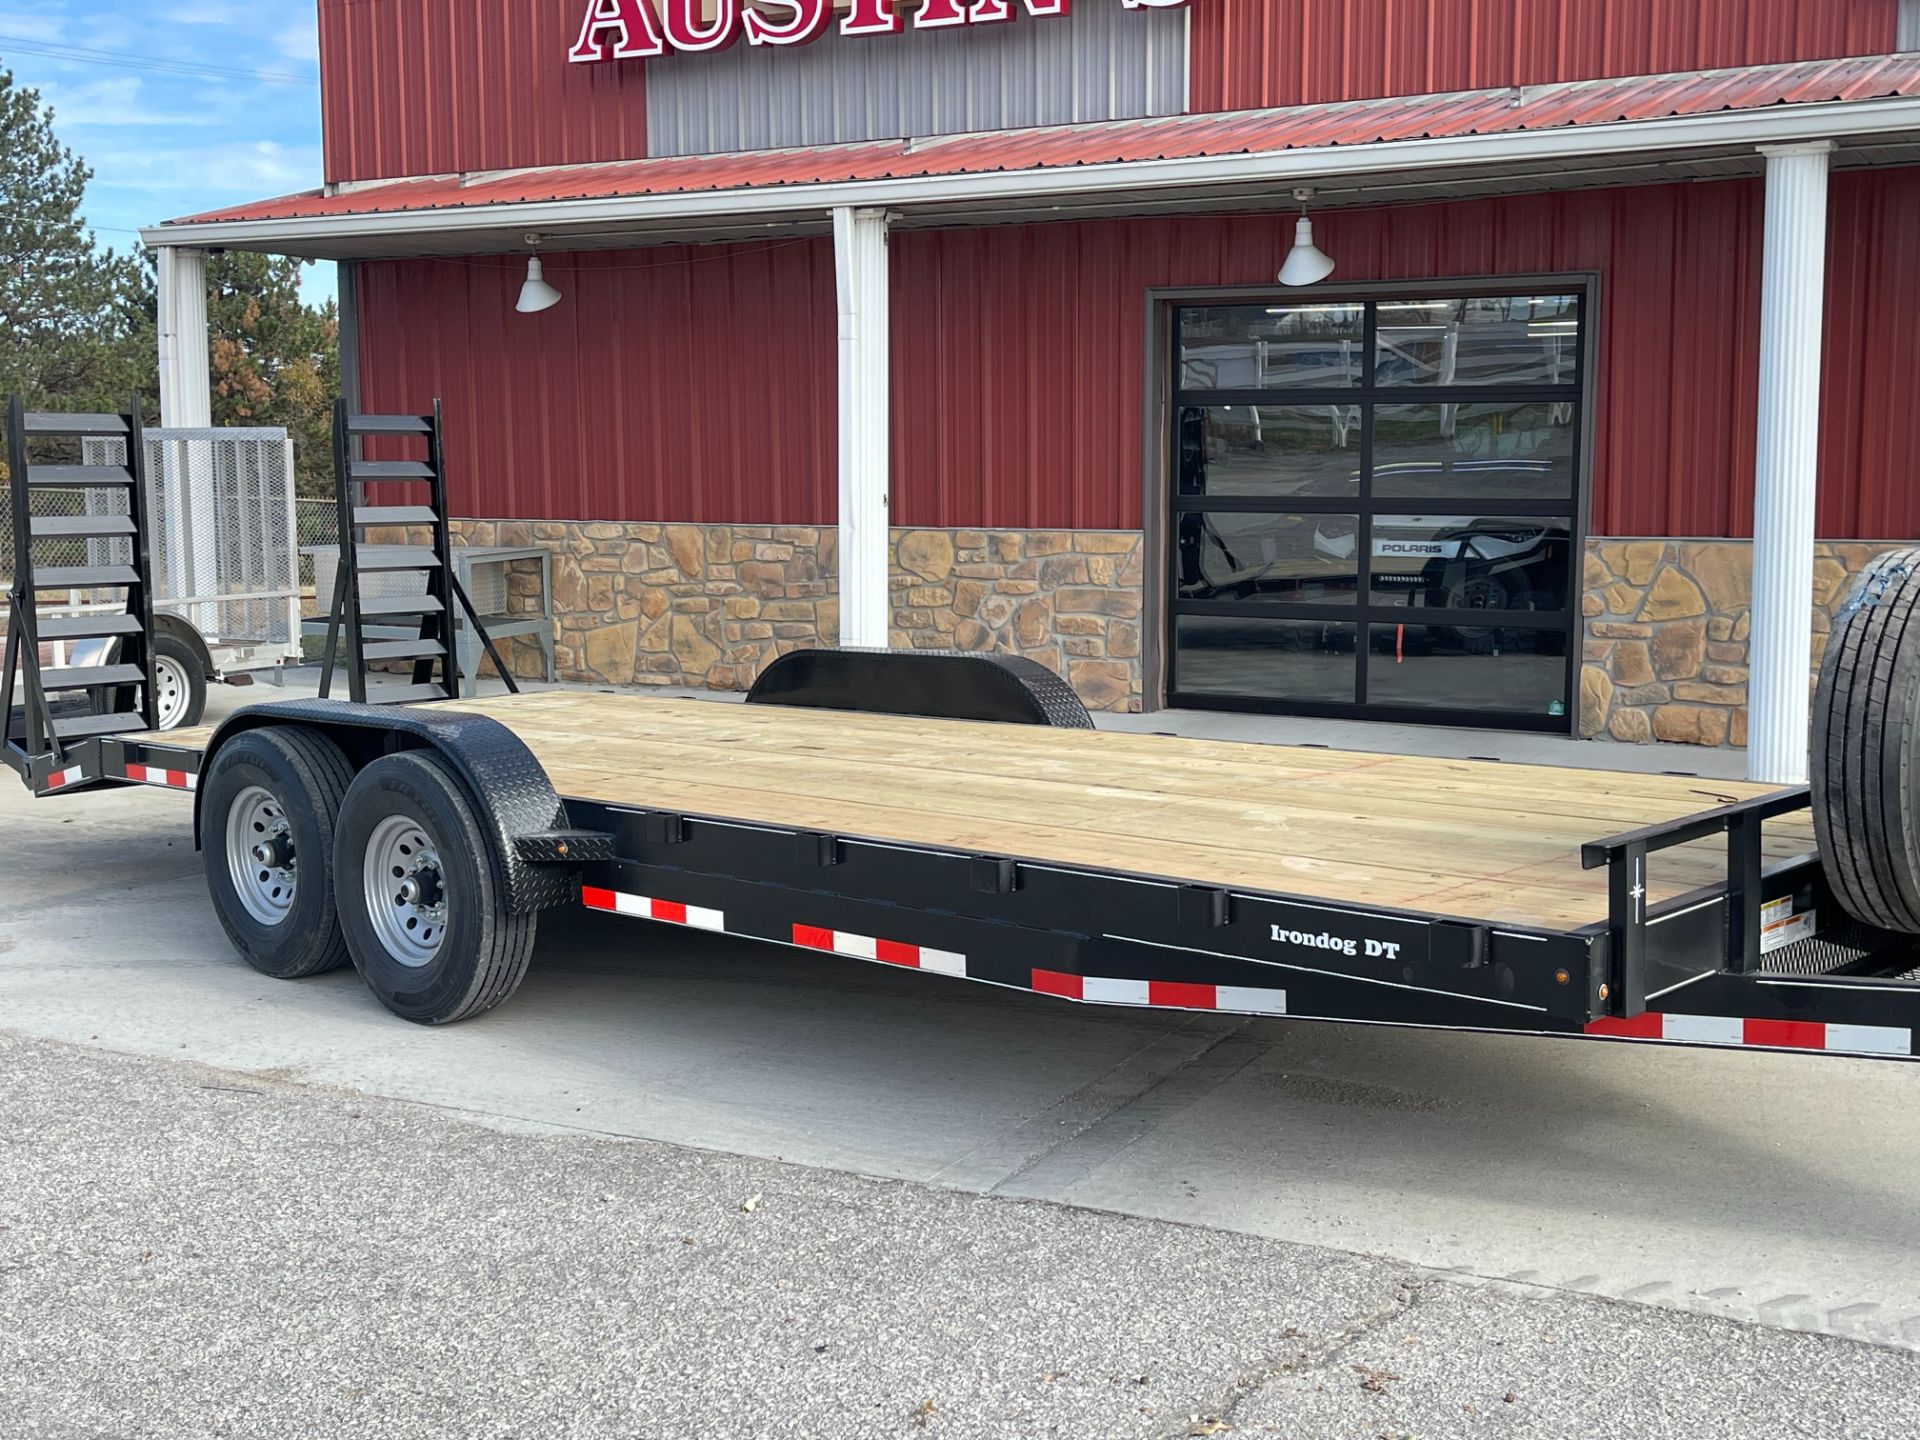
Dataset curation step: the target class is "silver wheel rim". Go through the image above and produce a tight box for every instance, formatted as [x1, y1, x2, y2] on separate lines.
[363, 814, 448, 967]
[226, 785, 296, 926]
[156, 655, 190, 729]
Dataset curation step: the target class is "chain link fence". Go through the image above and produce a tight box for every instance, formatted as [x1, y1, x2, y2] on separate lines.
[295, 498, 340, 593]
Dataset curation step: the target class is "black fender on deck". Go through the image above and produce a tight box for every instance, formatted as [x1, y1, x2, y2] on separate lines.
[193, 700, 611, 915]
[745, 647, 1095, 729]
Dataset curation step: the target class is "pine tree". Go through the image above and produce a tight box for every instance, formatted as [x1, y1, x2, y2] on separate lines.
[2, 67, 342, 494]
[0, 68, 155, 425]
[205, 252, 341, 498]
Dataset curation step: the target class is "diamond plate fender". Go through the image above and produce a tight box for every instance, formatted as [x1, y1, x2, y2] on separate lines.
[193, 700, 594, 914]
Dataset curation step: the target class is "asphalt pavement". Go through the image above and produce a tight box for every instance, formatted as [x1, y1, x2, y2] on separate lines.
[6, 1032, 1920, 1440]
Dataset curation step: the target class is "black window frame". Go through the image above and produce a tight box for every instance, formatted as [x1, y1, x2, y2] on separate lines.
[1163, 284, 1591, 733]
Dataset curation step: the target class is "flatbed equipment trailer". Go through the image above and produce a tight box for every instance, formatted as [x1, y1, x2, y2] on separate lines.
[9, 652, 1912, 1059]
[11, 400, 1920, 1060]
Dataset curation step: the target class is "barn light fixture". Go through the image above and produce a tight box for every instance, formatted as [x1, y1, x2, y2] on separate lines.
[1278, 188, 1336, 287]
[517, 234, 563, 314]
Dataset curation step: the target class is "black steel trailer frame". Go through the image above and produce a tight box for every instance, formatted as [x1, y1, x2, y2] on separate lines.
[15, 689, 1920, 1060]
[9, 398, 1917, 1059]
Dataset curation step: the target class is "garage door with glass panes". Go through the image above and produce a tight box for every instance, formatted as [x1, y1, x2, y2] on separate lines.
[1169, 292, 1583, 731]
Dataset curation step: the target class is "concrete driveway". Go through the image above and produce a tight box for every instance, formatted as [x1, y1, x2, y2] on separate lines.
[1, 715, 1917, 1356]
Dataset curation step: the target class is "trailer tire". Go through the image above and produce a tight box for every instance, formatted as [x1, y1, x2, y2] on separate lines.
[1812, 547, 1920, 934]
[199, 725, 354, 979]
[151, 633, 208, 731]
[94, 632, 207, 732]
[333, 751, 536, 1025]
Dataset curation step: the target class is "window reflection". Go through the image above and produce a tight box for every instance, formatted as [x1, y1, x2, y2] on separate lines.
[1367, 515, 1572, 613]
[1367, 624, 1568, 715]
[1179, 304, 1365, 390]
[1373, 295, 1580, 388]
[1176, 405, 1362, 499]
[1372, 402, 1577, 500]
[1176, 512, 1359, 604]
[1169, 293, 1583, 724]
[1173, 617, 1356, 703]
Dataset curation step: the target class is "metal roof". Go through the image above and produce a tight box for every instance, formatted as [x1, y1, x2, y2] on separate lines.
[164, 52, 1920, 234]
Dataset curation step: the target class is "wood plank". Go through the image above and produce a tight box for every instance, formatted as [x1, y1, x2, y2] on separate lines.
[464, 697, 1784, 848]
[531, 703, 1758, 831]
[504, 727, 1726, 875]
[476, 692, 1768, 809]
[437, 695, 1807, 931]
[152, 693, 1811, 932]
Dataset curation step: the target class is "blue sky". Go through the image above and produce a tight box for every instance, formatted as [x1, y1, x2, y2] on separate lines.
[0, 0, 337, 303]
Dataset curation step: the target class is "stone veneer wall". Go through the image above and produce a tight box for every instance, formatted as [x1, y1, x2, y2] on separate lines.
[446, 520, 1146, 713]
[1579, 538, 1903, 747]
[889, 528, 1144, 712]
[434, 524, 1908, 746]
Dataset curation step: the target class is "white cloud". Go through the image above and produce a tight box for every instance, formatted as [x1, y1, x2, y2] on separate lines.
[0, 9, 68, 44]
[274, 21, 317, 62]
[87, 138, 324, 196]
[161, 2, 251, 25]
[7, 1, 325, 235]
[38, 75, 221, 128]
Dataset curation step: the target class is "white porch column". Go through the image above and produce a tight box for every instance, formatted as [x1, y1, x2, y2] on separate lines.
[155, 245, 211, 427]
[832, 206, 891, 648]
[155, 245, 216, 634]
[1747, 142, 1832, 785]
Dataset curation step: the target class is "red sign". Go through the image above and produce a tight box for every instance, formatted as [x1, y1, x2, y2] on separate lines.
[571, 0, 1190, 63]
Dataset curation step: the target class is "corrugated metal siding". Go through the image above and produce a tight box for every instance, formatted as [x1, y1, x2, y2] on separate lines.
[1818, 168, 1920, 539]
[1189, 0, 1901, 113]
[888, 168, 1920, 537]
[644, 0, 1187, 158]
[319, 0, 648, 185]
[355, 243, 837, 523]
[347, 172, 1920, 539]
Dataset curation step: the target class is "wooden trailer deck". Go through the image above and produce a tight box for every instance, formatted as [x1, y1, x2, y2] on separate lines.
[162, 691, 1813, 932]
[459, 694, 1814, 931]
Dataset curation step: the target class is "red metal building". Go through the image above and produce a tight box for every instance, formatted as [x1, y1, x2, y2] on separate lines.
[149, 0, 1920, 773]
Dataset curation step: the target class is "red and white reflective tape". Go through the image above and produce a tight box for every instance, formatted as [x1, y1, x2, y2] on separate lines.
[43, 765, 85, 791]
[584, 894, 1285, 1015]
[791, 924, 968, 977]
[1586, 1012, 1911, 1056]
[1032, 968, 1289, 1016]
[581, 885, 726, 932]
[124, 763, 196, 792]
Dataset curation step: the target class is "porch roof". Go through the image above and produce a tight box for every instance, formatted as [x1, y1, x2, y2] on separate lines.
[148, 52, 1920, 258]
